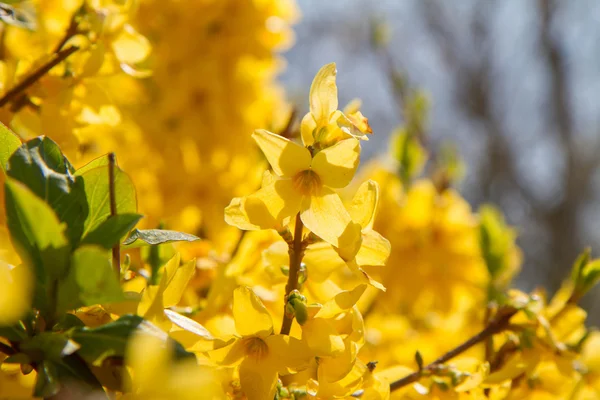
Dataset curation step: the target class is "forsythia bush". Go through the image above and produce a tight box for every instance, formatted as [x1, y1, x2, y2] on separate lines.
[1, 2, 600, 400]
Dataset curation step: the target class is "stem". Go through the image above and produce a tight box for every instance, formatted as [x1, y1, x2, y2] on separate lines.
[53, 11, 80, 53]
[108, 153, 120, 277]
[389, 306, 518, 392]
[280, 214, 305, 335]
[0, 45, 79, 108]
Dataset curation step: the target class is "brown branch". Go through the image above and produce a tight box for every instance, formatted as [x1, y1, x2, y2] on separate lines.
[108, 153, 120, 277]
[280, 214, 305, 335]
[389, 306, 518, 392]
[53, 11, 80, 53]
[0, 45, 79, 108]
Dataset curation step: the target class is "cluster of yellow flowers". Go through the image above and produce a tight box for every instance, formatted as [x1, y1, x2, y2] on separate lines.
[2, 1, 600, 399]
[122, 0, 299, 246]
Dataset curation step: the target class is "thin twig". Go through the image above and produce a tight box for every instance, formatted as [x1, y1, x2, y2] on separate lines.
[389, 306, 518, 392]
[108, 153, 120, 276]
[280, 214, 305, 335]
[53, 11, 80, 53]
[0, 45, 79, 108]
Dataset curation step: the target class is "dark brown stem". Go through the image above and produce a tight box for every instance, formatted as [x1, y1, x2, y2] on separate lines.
[53, 12, 80, 53]
[108, 153, 120, 276]
[280, 214, 305, 335]
[389, 306, 518, 392]
[0, 45, 79, 108]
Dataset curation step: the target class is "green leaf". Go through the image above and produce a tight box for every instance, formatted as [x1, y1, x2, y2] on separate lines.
[34, 360, 60, 398]
[479, 205, 519, 289]
[0, 324, 27, 341]
[74, 154, 109, 176]
[81, 213, 142, 249]
[20, 332, 80, 362]
[55, 353, 106, 396]
[0, 122, 21, 172]
[2, 352, 31, 365]
[79, 165, 137, 238]
[581, 259, 600, 294]
[57, 246, 123, 313]
[571, 248, 591, 286]
[52, 313, 85, 331]
[4, 179, 69, 315]
[7, 136, 87, 244]
[31, 351, 105, 397]
[71, 315, 143, 366]
[123, 228, 200, 247]
[392, 129, 428, 186]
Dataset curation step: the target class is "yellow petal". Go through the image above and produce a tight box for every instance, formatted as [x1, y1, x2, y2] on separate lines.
[335, 221, 364, 262]
[111, 24, 151, 65]
[309, 63, 338, 125]
[239, 357, 278, 400]
[355, 230, 391, 267]
[224, 197, 261, 231]
[261, 169, 276, 187]
[243, 179, 302, 229]
[311, 139, 360, 188]
[300, 112, 317, 147]
[303, 242, 346, 282]
[300, 187, 359, 249]
[233, 286, 273, 337]
[264, 335, 311, 374]
[165, 310, 215, 352]
[207, 338, 245, 367]
[163, 259, 195, 308]
[302, 318, 345, 357]
[484, 350, 540, 384]
[252, 129, 311, 177]
[315, 285, 367, 319]
[319, 338, 358, 383]
[349, 180, 379, 229]
[347, 260, 386, 291]
[137, 286, 170, 332]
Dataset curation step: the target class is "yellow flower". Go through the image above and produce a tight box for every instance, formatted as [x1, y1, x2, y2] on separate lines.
[225, 128, 363, 255]
[301, 63, 372, 149]
[340, 179, 391, 290]
[209, 286, 310, 400]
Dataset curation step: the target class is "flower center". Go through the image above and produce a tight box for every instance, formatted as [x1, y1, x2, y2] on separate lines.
[242, 337, 269, 360]
[292, 170, 322, 196]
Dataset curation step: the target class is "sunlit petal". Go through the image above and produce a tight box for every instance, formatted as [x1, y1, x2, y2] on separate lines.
[238, 358, 278, 400]
[239, 179, 302, 230]
[264, 334, 311, 374]
[300, 187, 359, 249]
[309, 63, 338, 125]
[252, 129, 311, 177]
[233, 286, 273, 337]
[348, 180, 379, 229]
[311, 139, 360, 188]
[355, 230, 391, 267]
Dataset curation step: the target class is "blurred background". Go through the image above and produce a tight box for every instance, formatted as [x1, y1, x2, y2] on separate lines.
[281, 0, 600, 314]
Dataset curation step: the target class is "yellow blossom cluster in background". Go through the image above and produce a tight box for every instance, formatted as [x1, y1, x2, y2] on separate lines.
[1, 1, 600, 400]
